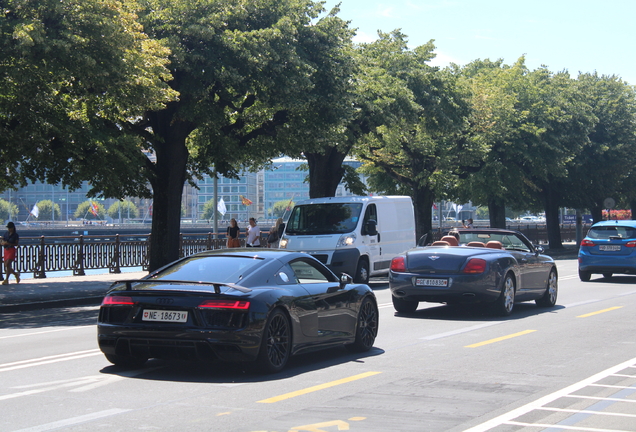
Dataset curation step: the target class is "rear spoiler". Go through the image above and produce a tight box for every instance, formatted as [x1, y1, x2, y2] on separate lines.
[111, 279, 252, 294]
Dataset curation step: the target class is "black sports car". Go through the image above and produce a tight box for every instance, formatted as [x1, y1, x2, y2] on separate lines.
[389, 228, 558, 316]
[97, 249, 378, 372]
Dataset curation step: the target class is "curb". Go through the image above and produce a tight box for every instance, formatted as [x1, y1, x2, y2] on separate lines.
[0, 296, 103, 313]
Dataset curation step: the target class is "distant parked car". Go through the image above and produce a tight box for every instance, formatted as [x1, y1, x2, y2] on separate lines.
[389, 228, 558, 316]
[578, 220, 636, 281]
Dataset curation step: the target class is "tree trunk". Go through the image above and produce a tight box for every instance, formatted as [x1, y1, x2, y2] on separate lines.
[488, 199, 506, 228]
[305, 148, 348, 198]
[147, 111, 194, 272]
[412, 187, 435, 244]
[590, 203, 603, 223]
[542, 187, 563, 249]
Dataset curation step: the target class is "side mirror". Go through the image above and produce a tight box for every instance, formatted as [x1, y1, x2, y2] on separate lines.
[339, 273, 353, 289]
[534, 245, 544, 255]
[364, 219, 378, 236]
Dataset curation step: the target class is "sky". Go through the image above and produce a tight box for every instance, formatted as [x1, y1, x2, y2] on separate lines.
[323, 0, 636, 85]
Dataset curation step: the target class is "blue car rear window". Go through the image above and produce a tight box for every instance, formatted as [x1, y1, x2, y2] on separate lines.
[151, 256, 263, 283]
[588, 226, 636, 240]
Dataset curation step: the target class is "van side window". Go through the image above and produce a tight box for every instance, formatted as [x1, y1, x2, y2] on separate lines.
[362, 204, 377, 235]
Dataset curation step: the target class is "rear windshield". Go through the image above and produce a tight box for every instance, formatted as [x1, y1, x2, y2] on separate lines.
[587, 226, 636, 240]
[151, 255, 263, 283]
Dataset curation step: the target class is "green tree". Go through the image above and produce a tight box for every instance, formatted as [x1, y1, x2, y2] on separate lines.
[0, 199, 19, 222]
[107, 200, 139, 221]
[74, 201, 106, 220]
[35, 200, 61, 221]
[354, 33, 479, 240]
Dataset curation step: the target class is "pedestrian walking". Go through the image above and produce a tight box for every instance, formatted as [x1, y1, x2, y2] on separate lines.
[2, 221, 20, 285]
[246, 217, 261, 247]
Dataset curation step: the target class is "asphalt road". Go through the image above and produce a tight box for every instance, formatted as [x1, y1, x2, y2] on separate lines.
[1, 258, 635, 432]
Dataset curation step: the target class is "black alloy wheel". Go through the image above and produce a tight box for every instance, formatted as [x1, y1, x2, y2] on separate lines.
[257, 308, 291, 373]
[346, 297, 378, 352]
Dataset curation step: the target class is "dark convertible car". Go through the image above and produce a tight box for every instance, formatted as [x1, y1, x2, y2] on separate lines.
[389, 228, 558, 316]
[97, 249, 378, 372]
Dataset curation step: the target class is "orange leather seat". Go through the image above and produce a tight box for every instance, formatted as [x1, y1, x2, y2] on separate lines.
[486, 241, 503, 249]
[431, 241, 450, 246]
[467, 241, 486, 247]
[440, 235, 459, 246]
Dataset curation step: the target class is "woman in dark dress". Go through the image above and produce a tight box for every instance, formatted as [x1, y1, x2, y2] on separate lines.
[226, 218, 241, 248]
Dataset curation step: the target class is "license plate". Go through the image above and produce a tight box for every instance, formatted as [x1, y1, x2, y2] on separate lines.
[599, 245, 621, 251]
[142, 310, 188, 323]
[415, 278, 448, 287]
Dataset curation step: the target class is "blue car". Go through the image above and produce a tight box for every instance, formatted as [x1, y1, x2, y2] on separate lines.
[578, 220, 636, 281]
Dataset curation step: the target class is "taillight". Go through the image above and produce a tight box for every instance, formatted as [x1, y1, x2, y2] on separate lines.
[102, 296, 135, 306]
[580, 239, 595, 247]
[198, 300, 250, 310]
[626, 241, 636, 248]
[463, 258, 487, 274]
[390, 256, 406, 272]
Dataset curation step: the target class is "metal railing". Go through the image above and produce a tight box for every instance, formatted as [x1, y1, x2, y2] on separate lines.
[10, 233, 264, 279]
[9, 225, 584, 279]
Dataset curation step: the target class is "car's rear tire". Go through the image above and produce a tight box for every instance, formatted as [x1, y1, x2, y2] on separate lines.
[354, 259, 369, 284]
[104, 353, 148, 368]
[603, 273, 613, 279]
[579, 269, 591, 282]
[346, 297, 378, 353]
[536, 268, 558, 307]
[256, 308, 291, 373]
[392, 295, 418, 313]
[492, 273, 515, 316]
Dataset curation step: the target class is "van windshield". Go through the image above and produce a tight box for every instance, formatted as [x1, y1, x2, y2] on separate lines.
[285, 203, 363, 235]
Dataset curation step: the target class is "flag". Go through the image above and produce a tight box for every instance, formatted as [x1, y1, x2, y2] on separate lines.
[90, 201, 99, 217]
[285, 197, 294, 211]
[30, 204, 39, 218]
[217, 197, 227, 216]
[433, 203, 438, 210]
[240, 195, 252, 206]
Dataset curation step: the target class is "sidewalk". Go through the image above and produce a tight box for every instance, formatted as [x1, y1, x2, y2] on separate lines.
[0, 270, 148, 313]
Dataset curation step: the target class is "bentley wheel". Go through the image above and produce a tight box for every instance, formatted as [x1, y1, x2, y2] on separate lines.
[536, 268, 558, 307]
[354, 259, 370, 284]
[493, 273, 515, 316]
[392, 295, 418, 313]
[346, 297, 378, 352]
[579, 269, 591, 282]
[104, 353, 148, 368]
[257, 308, 291, 373]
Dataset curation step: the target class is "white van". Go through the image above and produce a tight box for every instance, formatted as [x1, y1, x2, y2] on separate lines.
[279, 196, 415, 283]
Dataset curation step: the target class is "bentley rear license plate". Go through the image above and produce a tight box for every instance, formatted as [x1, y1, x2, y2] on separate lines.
[599, 245, 621, 251]
[142, 310, 188, 323]
[415, 278, 449, 287]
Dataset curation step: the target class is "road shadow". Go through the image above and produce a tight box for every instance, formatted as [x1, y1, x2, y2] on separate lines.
[392, 301, 565, 322]
[99, 345, 385, 383]
[586, 275, 636, 284]
[0, 306, 98, 329]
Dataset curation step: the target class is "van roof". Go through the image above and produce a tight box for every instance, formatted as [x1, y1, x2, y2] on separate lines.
[294, 196, 412, 205]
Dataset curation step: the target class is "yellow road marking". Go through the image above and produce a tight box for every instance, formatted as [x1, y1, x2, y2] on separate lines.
[257, 372, 381, 404]
[216, 412, 231, 416]
[465, 330, 536, 348]
[577, 306, 623, 318]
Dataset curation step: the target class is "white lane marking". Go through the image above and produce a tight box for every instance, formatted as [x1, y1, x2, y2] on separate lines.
[0, 326, 94, 340]
[420, 321, 504, 340]
[505, 421, 631, 432]
[563, 394, 636, 404]
[378, 302, 393, 309]
[9, 408, 131, 432]
[563, 299, 601, 308]
[537, 407, 636, 419]
[560, 275, 580, 281]
[0, 349, 101, 373]
[462, 356, 636, 432]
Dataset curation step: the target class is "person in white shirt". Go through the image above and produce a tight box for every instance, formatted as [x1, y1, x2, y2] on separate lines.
[246, 217, 261, 247]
